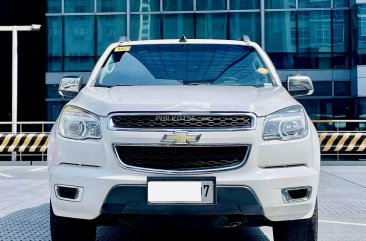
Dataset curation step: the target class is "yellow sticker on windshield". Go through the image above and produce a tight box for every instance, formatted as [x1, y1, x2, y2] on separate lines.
[257, 67, 270, 75]
[114, 46, 131, 52]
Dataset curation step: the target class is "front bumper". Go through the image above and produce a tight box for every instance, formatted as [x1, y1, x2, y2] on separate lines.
[101, 185, 262, 216]
[49, 164, 319, 222]
[49, 115, 320, 222]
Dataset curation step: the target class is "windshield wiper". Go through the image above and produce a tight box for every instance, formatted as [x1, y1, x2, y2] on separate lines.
[95, 84, 133, 88]
[184, 82, 211, 86]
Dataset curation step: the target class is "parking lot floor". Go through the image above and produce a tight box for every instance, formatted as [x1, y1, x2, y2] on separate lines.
[0, 165, 366, 241]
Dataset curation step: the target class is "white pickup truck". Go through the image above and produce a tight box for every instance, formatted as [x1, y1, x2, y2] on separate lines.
[48, 37, 320, 241]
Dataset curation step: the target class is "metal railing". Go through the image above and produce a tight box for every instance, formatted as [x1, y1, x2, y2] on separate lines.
[0, 122, 54, 162]
[0, 120, 366, 162]
[0, 121, 54, 133]
[312, 120, 366, 132]
[312, 120, 366, 161]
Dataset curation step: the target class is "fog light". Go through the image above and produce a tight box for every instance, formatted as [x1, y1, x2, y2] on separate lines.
[282, 186, 312, 203]
[55, 185, 83, 202]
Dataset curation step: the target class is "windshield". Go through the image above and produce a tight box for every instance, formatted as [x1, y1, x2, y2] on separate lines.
[95, 44, 273, 87]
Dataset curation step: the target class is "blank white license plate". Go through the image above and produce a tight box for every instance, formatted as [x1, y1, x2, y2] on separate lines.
[147, 180, 215, 204]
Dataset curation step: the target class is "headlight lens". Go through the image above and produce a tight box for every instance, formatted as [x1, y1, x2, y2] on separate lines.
[58, 106, 101, 140]
[263, 106, 308, 141]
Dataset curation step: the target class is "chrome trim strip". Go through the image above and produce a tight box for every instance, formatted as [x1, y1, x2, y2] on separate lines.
[54, 184, 84, 202]
[107, 112, 257, 132]
[281, 186, 312, 204]
[113, 144, 252, 175]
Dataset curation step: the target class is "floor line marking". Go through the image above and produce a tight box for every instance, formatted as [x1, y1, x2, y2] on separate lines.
[0, 173, 13, 178]
[28, 166, 47, 172]
[320, 220, 366, 227]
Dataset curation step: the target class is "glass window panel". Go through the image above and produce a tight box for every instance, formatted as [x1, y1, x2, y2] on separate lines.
[64, 56, 95, 71]
[196, 14, 228, 39]
[47, 16, 62, 71]
[333, 99, 354, 119]
[47, 57, 63, 71]
[131, 0, 160, 12]
[230, 0, 259, 9]
[297, 53, 331, 69]
[333, 54, 349, 69]
[131, 14, 161, 40]
[268, 53, 297, 69]
[357, 55, 366, 65]
[47, 0, 61, 13]
[357, 5, 366, 62]
[298, 11, 331, 53]
[47, 16, 63, 56]
[97, 15, 126, 56]
[265, 12, 296, 52]
[265, 0, 296, 9]
[358, 98, 366, 119]
[196, 0, 226, 10]
[47, 85, 61, 98]
[64, 16, 95, 71]
[333, 0, 349, 8]
[162, 14, 194, 39]
[230, 12, 260, 43]
[47, 100, 68, 121]
[163, 0, 193, 11]
[97, 0, 126, 12]
[301, 98, 355, 130]
[64, 0, 94, 13]
[333, 11, 349, 53]
[312, 81, 332, 96]
[298, 0, 330, 8]
[334, 81, 351, 96]
[298, 99, 333, 120]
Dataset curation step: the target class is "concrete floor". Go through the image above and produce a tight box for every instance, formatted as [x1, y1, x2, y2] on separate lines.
[0, 166, 366, 241]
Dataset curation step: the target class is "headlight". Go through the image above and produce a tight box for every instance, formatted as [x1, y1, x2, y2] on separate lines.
[263, 106, 308, 141]
[58, 106, 101, 140]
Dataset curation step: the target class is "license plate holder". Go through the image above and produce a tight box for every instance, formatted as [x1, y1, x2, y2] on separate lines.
[147, 177, 216, 205]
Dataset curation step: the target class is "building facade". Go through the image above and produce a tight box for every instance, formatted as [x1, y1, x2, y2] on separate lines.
[46, 0, 366, 126]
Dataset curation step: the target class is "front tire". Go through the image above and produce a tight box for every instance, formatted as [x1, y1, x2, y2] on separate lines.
[50, 203, 96, 241]
[272, 201, 318, 241]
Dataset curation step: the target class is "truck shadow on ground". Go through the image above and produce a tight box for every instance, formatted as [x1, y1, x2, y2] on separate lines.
[97, 226, 272, 241]
[0, 203, 272, 241]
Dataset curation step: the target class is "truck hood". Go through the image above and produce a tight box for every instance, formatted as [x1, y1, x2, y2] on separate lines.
[69, 86, 299, 117]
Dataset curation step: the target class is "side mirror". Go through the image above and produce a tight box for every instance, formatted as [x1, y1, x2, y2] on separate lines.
[287, 75, 314, 97]
[59, 76, 83, 97]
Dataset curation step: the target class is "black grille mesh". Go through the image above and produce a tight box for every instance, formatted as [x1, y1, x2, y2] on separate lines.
[111, 115, 252, 129]
[115, 146, 249, 171]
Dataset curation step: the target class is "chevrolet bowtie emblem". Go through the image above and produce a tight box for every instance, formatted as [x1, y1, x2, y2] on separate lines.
[161, 132, 201, 145]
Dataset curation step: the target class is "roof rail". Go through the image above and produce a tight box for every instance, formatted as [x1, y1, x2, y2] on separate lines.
[179, 35, 187, 43]
[240, 35, 251, 42]
[118, 36, 129, 43]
